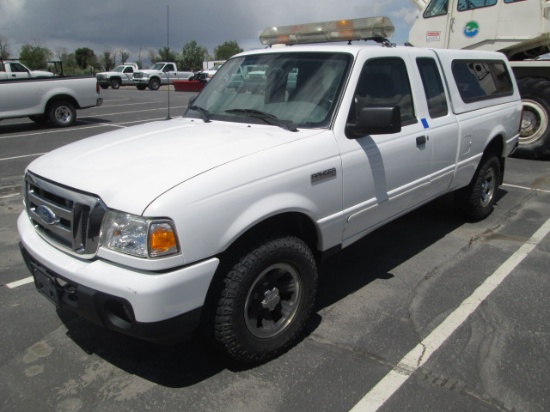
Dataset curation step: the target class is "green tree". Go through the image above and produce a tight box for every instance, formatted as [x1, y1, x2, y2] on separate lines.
[214, 41, 243, 60]
[75, 47, 96, 70]
[0, 36, 10, 60]
[19, 43, 52, 69]
[100, 50, 115, 71]
[158, 46, 177, 63]
[181, 40, 207, 71]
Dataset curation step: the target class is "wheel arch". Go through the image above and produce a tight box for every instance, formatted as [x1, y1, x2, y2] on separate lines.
[45, 94, 80, 111]
[199, 211, 321, 337]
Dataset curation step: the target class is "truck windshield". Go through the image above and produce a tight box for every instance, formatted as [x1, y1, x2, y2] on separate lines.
[184, 52, 352, 129]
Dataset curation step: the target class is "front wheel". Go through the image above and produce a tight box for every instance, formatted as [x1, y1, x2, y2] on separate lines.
[136, 84, 147, 90]
[455, 154, 501, 221]
[47, 100, 76, 127]
[110, 78, 121, 89]
[214, 236, 318, 364]
[148, 78, 160, 90]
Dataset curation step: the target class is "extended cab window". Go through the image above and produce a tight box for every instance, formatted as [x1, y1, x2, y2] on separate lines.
[452, 60, 513, 103]
[417, 57, 448, 118]
[347, 57, 415, 136]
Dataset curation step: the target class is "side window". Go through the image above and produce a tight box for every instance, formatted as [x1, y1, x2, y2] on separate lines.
[504, 0, 526, 3]
[457, 0, 497, 11]
[348, 57, 416, 129]
[10, 63, 28, 72]
[424, 0, 449, 18]
[452, 60, 513, 103]
[164, 64, 175, 72]
[124, 67, 134, 73]
[417, 58, 448, 118]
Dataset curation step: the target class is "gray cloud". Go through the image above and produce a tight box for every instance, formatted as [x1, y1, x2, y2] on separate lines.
[1, 0, 416, 62]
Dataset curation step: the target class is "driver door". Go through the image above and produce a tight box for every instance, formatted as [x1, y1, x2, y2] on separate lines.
[335, 51, 433, 243]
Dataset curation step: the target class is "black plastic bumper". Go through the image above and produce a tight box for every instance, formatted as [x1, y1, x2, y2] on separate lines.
[19, 242, 202, 344]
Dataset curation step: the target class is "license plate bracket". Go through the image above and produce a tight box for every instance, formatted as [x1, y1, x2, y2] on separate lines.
[32, 264, 61, 308]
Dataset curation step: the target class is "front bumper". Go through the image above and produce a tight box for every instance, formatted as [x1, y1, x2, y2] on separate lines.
[133, 78, 150, 85]
[18, 212, 219, 343]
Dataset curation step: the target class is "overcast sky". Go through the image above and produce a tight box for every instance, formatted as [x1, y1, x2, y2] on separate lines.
[1, 0, 419, 64]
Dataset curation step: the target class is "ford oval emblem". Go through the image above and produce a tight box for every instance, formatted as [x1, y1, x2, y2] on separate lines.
[36, 205, 58, 225]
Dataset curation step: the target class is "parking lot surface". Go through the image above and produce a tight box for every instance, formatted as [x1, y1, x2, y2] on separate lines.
[1, 88, 549, 412]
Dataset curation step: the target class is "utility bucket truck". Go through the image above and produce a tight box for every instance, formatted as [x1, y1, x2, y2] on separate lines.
[409, 0, 550, 159]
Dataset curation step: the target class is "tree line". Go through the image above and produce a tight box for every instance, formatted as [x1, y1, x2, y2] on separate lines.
[0, 36, 243, 74]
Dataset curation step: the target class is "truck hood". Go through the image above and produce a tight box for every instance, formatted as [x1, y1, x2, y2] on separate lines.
[27, 118, 322, 214]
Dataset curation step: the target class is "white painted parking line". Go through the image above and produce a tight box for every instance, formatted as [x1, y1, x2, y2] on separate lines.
[0, 153, 45, 162]
[350, 216, 550, 412]
[503, 183, 550, 194]
[5, 276, 34, 289]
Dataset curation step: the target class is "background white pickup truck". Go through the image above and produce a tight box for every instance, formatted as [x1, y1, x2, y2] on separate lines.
[0, 76, 102, 127]
[133, 61, 193, 90]
[96, 63, 139, 89]
[0, 60, 54, 80]
[18, 17, 522, 364]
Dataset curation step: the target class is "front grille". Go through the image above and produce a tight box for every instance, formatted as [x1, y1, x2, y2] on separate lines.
[24, 172, 107, 258]
[134, 72, 143, 79]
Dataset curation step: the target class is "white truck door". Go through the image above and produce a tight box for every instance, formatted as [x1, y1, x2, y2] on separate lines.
[335, 51, 433, 243]
[8, 62, 31, 79]
[163, 63, 177, 83]
[447, 0, 499, 50]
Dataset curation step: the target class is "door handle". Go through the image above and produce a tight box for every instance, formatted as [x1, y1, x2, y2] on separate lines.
[416, 135, 427, 146]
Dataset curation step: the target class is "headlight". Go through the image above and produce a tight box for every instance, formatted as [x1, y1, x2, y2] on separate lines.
[99, 211, 179, 258]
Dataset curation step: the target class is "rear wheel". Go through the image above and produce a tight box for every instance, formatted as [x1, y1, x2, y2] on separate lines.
[455, 154, 501, 221]
[515, 77, 550, 159]
[214, 235, 318, 364]
[47, 100, 76, 127]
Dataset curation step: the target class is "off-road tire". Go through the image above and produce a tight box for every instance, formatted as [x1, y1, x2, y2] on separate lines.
[455, 154, 501, 221]
[214, 235, 318, 364]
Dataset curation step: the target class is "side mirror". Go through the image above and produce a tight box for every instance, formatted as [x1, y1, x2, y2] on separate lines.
[348, 106, 402, 138]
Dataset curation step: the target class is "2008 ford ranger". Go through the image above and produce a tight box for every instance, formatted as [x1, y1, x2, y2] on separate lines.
[18, 17, 522, 363]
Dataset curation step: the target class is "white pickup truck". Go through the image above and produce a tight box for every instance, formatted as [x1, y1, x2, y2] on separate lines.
[0, 60, 54, 80]
[0, 76, 103, 127]
[96, 63, 139, 89]
[133, 61, 193, 90]
[18, 17, 521, 364]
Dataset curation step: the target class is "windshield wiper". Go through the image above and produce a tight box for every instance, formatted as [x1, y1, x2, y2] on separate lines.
[225, 109, 298, 132]
[189, 105, 211, 123]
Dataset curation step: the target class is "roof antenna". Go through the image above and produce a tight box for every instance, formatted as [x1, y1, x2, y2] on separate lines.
[166, 4, 171, 120]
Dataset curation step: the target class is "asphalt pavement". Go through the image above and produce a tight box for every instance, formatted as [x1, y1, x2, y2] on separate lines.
[1, 87, 549, 412]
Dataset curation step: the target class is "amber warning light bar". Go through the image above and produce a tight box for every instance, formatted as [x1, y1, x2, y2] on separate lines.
[259, 16, 395, 46]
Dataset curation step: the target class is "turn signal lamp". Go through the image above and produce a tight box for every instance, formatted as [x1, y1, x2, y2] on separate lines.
[259, 16, 395, 46]
[149, 222, 179, 257]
